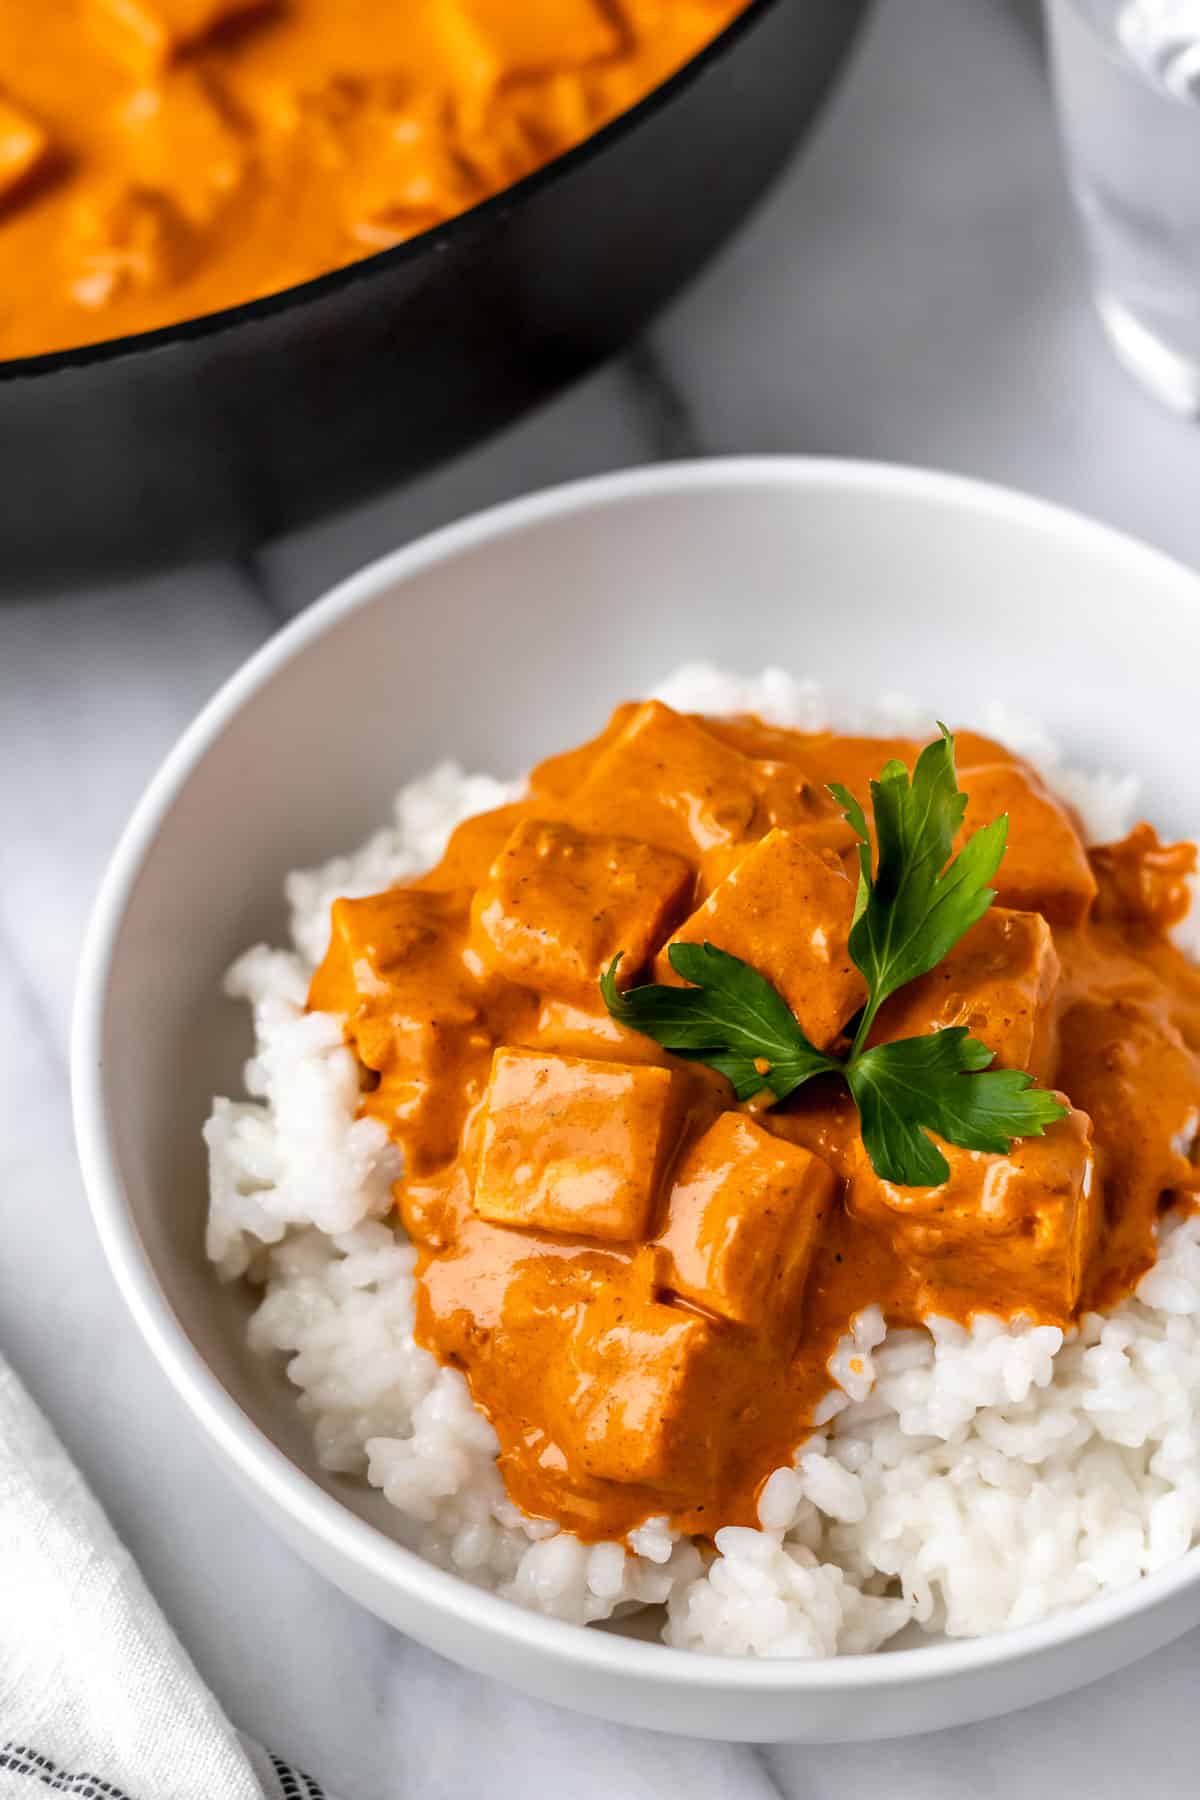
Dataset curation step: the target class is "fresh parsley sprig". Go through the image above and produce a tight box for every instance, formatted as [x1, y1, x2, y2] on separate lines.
[601, 941, 840, 1101]
[831, 726, 1009, 1056]
[601, 727, 1068, 1186]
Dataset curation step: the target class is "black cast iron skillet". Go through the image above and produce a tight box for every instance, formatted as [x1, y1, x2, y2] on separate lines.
[0, 0, 870, 587]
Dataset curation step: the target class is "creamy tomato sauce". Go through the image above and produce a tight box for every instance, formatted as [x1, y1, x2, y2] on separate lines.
[0, 0, 745, 360]
[309, 703, 1200, 1543]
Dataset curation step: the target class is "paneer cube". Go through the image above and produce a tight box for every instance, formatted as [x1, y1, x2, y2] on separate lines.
[567, 701, 759, 862]
[89, 0, 276, 70]
[473, 1049, 684, 1241]
[0, 95, 52, 206]
[545, 1288, 721, 1487]
[656, 828, 865, 1050]
[117, 71, 247, 226]
[67, 180, 195, 310]
[872, 907, 1060, 1082]
[654, 1113, 833, 1330]
[1090, 822, 1197, 933]
[699, 721, 921, 782]
[958, 762, 1096, 926]
[746, 759, 859, 844]
[338, 85, 483, 249]
[414, 801, 531, 892]
[1057, 997, 1200, 1211]
[529, 701, 638, 803]
[308, 885, 493, 1171]
[471, 817, 693, 1003]
[438, 0, 618, 85]
[310, 886, 479, 1075]
[847, 1106, 1098, 1318]
[528, 994, 676, 1064]
[699, 775, 861, 891]
[759, 1088, 860, 1180]
[675, 715, 855, 845]
[698, 722, 1016, 793]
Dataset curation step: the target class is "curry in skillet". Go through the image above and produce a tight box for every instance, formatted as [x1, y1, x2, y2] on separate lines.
[0, 0, 746, 359]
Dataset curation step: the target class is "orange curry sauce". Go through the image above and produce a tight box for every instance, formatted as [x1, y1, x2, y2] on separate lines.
[0, 0, 746, 359]
[309, 702, 1200, 1544]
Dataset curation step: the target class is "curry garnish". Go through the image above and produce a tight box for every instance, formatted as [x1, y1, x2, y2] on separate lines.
[601, 940, 839, 1100]
[602, 727, 1068, 1185]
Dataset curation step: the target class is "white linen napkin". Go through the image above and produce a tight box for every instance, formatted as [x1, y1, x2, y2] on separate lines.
[0, 1353, 339, 1800]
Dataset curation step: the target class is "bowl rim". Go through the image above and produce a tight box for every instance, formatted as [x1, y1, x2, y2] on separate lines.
[0, 0, 800, 383]
[72, 455, 1200, 1692]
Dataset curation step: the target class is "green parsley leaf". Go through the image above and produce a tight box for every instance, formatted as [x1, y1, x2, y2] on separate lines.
[830, 726, 1008, 1053]
[847, 1028, 1069, 1186]
[600, 726, 1069, 1186]
[600, 942, 838, 1102]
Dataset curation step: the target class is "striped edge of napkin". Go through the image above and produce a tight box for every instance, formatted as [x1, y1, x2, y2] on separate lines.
[0, 1739, 330, 1800]
[0, 1352, 341, 1800]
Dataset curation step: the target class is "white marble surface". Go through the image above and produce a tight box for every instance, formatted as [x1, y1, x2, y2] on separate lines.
[4, 0, 1200, 1791]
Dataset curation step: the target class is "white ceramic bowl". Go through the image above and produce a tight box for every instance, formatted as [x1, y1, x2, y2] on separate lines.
[73, 458, 1200, 1743]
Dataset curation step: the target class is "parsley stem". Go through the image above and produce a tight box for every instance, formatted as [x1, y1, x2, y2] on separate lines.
[849, 996, 881, 1063]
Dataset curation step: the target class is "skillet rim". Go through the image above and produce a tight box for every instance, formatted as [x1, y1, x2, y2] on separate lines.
[0, 0, 802, 382]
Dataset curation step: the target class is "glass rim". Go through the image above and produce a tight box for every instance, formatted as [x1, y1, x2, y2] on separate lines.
[1045, 0, 1200, 112]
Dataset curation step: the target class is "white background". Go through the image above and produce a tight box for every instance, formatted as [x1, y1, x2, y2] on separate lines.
[3, 0, 1199, 1791]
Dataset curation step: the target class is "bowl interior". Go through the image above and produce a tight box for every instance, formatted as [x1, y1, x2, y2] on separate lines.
[91, 460, 1200, 1651]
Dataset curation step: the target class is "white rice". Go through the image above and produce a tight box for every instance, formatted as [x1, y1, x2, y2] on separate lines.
[205, 665, 1200, 1657]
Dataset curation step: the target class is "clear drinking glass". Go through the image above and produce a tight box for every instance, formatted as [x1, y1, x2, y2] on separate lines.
[1045, 0, 1200, 414]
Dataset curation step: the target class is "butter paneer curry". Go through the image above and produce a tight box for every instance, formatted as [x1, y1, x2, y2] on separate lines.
[309, 701, 1200, 1543]
[0, 0, 745, 360]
